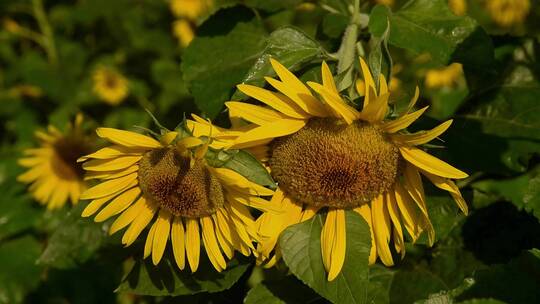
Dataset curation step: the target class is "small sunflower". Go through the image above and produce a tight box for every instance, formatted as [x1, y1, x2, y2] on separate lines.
[18, 114, 93, 209]
[225, 58, 468, 280]
[425, 63, 463, 89]
[172, 19, 195, 48]
[92, 66, 129, 106]
[485, 0, 530, 27]
[170, 0, 212, 20]
[78, 119, 274, 272]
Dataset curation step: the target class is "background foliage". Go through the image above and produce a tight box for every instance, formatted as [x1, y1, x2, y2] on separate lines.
[1, 0, 539, 303]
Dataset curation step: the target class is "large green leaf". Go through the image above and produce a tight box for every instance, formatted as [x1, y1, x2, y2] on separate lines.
[457, 249, 540, 303]
[368, 0, 493, 69]
[37, 203, 109, 269]
[0, 236, 43, 304]
[181, 6, 267, 118]
[117, 255, 250, 296]
[279, 211, 372, 304]
[231, 26, 328, 100]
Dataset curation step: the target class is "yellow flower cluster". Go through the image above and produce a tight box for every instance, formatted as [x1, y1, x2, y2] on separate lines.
[485, 0, 530, 27]
[92, 66, 129, 105]
[425, 63, 463, 89]
[170, 0, 213, 47]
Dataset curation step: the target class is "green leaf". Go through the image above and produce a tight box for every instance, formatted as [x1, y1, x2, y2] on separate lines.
[368, 18, 392, 92]
[117, 255, 250, 296]
[244, 0, 303, 12]
[244, 276, 322, 304]
[389, 269, 448, 304]
[0, 184, 40, 241]
[182, 7, 267, 118]
[368, 0, 493, 68]
[37, 203, 109, 269]
[458, 299, 507, 304]
[0, 236, 43, 304]
[279, 211, 372, 304]
[205, 148, 276, 188]
[524, 173, 540, 220]
[457, 249, 540, 303]
[231, 26, 327, 100]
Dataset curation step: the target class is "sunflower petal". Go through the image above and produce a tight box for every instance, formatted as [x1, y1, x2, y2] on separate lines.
[83, 156, 142, 172]
[328, 208, 346, 281]
[171, 217, 186, 270]
[421, 170, 468, 215]
[94, 187, 140, 222]
[381, 106, 429, 133]
[185, 218, 200, 272]
[321, 61, 338, 94]
[96, 128, 161, 148]
[393, 183, 422, 241]
[226, 101, 285, 125]
[236, 84, 308, 119]
[391, 120, 453, 146]
[386, 191, 405, 258]
[201, 216, 227, 272]
[152, 209, 172, 265]
[354, 204, 377, 265]
[399, 146, 468, 179]
[109, 197, 146, 234]
[231, 118, 306, 149]
[80, 173, 138, 200]
[78, 145, 144, 162]
[122, 198, 157, 246]
[371, 194, 394, 266]
[307, 81, 360, 124]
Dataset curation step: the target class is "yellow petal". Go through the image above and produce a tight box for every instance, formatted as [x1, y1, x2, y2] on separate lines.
[84, 165, 139, 181]
[185, 218, 200, 272]
[83, 156, 142, 172]
[402, 86, 420, 115]
[212, 167, 274, 196]
[226, 101, 285, 125]
[421, 170, 468, 215]
[381, 106, 428, 133]
[371, 194, 394, 266]
[80, 173, 138, 200]
[358, 92, 390, 122]
[307, 81, 360, 124]
[81, 192, 116, 217]
[171, 217, 186, 270]
[385, 191, 405, 258]
[391, 120, 453, 146]
[399, 146, 468, 179]
[96, 128, 161, 148]
[328, 208, 346, 281]
[161, 131, 178, 146]
[109, 197, 146, 235]
[213, 213, 234, 259]
[265, 76, 327, 117]
[236, 84, 308, 119]
[94, 187, 140, 222]
[122, 197, 157, 246]
[231, 118, 306, 149]
[201, 216, 227, 272]
[393, 183, 422, 241]
[300, 206, 320, 222]
[144, 220, 157, 259]
[78, 145, 144, 162]
[321, 61, 339, 94]
[152, 209, 172, 265]
[359, 58, 376, 103]
[321, 208, 336, 273]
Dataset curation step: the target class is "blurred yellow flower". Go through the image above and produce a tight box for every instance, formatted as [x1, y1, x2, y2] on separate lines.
[485, 0, 530, 27]
[425, 63, 463, 89]
[173, 19, 195, 47]
[9, 85, 43, 98]
[3, 18, 22, 34]
[170, 0, 212, 20]
[92, 66, 129, 106]
[17, 114, 92, 210]
[449, 0, 467, 16]
[375, 0, 395, 6]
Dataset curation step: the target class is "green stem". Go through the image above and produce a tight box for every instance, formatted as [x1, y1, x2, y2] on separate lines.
[32, 0, 57, 65]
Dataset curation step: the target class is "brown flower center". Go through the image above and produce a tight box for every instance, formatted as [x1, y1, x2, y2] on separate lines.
[138, 148, 224, 218]
[52, 136, 91, 179]
[270, 118, 399, 209]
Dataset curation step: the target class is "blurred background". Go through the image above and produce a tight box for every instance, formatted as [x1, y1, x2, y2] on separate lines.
[0, 0, 539, 303]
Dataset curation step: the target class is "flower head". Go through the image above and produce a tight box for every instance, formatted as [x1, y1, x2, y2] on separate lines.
[18, 114, 93, 209]
[226, 58, 468, 280]
[92, 66, 129, 106]
[78, 118, 274, 272]
[485, 0, 530, 27]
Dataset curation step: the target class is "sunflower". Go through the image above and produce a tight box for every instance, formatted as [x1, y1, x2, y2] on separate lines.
[424, 63, 463, 89]
[18, 114, 92, 209]
[92, 66, 129, 106]
[170, 0, 212, 20]
[224, 58, 468, 280]
[485, 0, 530, 27]
[78, 119, 274, 272]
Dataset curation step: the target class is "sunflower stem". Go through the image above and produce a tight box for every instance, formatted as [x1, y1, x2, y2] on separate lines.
[32, 0, 57, 66]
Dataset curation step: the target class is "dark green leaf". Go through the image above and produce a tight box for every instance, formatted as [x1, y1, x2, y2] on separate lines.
[244, 276, 322, 304]
[244, 0, 303, 12]
[279, 211, 372, 304]
[0, 236, 43, 304]
[231, 26, 327, 100]
[457, 249, 540, 303]
[37, 203, 109, 269]
[389, 269, 448, 304]
[117, 255, 250, 296]
[368, 17, 392, 92]
[182, 7, 267, 118]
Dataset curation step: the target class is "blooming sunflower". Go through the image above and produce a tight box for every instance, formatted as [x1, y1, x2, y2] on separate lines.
[485, 0, 530, 27]
[425, 63, 463, 89]
[18, 114, 92, 209]
[225, 58, 469, 280]
[92, 66, 129, 106]
[78, 120, 274, 272]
